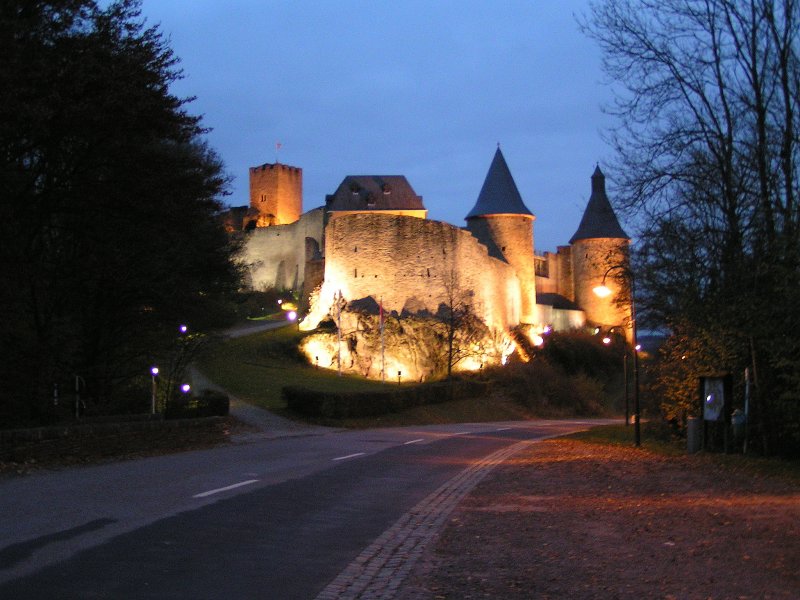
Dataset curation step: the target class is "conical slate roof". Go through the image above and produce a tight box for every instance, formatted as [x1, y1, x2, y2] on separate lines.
[466, 147, 534, 219]
[569, 166, 629, 243]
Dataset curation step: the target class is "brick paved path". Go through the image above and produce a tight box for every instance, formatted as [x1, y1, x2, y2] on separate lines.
[315, 439, 534, 599]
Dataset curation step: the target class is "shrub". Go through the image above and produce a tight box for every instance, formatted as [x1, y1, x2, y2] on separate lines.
[164, 389, 229, 419]
[491, 355, 611, 417]
[283, 380, 489, 419]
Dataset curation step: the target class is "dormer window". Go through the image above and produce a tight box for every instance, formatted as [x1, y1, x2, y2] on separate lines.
[366, 192, 376, 207]
[382, 183, 391, 195]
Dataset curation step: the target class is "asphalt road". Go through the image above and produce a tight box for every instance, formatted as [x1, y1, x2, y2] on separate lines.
[0, 419, 610, 599]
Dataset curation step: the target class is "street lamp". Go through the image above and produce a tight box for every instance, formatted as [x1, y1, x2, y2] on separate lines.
[150, 366, 159, 414]
[594, 266, 641, 447]
[601, 328, 630, 427]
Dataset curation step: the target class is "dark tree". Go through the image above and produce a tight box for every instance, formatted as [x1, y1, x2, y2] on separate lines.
[0, 1, 242, 425]
[582, 0, 800, 455]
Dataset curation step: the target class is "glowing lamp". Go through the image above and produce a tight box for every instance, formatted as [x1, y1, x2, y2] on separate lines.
[593, 284, 612, 298]
[181, 383, 191, 394]
[179, 324, 188, 334]
[602, 336, 611, 345]
[151, 366, 159, 376]
[287, 310, 297, 321]
[532, 334, 544, 347]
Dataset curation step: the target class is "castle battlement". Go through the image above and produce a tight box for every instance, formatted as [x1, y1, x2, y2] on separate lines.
[248, 161, 303, 227]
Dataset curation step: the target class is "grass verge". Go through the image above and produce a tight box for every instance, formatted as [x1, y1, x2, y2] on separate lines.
[566, 422, 800, 482]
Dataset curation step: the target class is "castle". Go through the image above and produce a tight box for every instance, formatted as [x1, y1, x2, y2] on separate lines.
[232, 147, 632, 378]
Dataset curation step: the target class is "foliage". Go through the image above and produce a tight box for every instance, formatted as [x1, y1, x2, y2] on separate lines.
[646, 319, 743, 429]
[582, 0, 800, 456]
[0, 1, 242, 426]
[488, 331, 628, 417]
[537, 330, 625, 382]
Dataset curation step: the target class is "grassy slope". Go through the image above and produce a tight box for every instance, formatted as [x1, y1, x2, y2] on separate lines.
[197, 325, 537, 427]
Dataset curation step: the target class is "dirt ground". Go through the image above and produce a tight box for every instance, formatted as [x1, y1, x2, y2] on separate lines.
[401, 439, 800, 600]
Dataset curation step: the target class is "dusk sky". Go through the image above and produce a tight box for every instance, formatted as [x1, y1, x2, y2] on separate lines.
[139, 0, 618, 252]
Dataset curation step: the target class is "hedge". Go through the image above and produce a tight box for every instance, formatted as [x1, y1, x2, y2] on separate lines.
[283, 380, 489, 419]
[164, 389, 230, 420]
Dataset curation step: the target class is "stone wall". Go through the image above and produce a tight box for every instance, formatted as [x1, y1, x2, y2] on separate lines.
[248, 162, 303, 226]
[571, 238, 632, 341]
[466, 215, 537, 324]
[242, 207, 325, 292]
[304, 213, 521, 333]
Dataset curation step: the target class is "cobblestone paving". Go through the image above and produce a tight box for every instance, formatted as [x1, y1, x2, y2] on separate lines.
[314, 439, 534, 600]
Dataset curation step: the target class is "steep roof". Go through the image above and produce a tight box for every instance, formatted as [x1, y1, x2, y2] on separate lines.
[325, 175, 425, 211]
[466, 147, 534, 219]
[569, 166, 629, 243]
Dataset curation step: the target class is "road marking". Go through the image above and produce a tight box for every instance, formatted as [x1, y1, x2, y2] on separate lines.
[495, 427, 512, 432]
[404, 438, 424, 445]
[193, 479, 259, 498]
[332, 452, 366, 462]
[452, 431, 471, 436]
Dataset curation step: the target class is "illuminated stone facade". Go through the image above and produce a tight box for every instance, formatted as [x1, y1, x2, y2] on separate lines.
[236, 151, 633, 373]
[248, 162, 302, 227]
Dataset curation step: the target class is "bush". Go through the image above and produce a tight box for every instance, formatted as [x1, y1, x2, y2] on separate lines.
[492, 356, 610, 417]
[283, 380, 489, 419]
[164, 390, 229, 419]
[538, 330, 624, 381]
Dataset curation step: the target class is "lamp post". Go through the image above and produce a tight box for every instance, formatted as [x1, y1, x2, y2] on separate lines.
[593, 266, 641, 447]
[150, 366, 159, 414]
[602, 330, 630, 427]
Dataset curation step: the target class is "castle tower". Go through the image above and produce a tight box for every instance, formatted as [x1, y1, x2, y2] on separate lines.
[569, 166, 632, 341]
[249, 162, 302, 227]
[466, 147, 537, 324]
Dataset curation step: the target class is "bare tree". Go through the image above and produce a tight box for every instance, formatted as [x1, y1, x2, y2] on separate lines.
[436, 268, 487, 379]
[581, 0, 800, 455]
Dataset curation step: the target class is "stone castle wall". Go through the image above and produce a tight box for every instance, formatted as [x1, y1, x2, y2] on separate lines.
[249, 163, 303, 226]
[466, 215, 537, 324]
[305, 213, 521, 333]
[243, 207, 325, 292]
[571, 238, 632, 341]
[535, 245, 574, 301]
